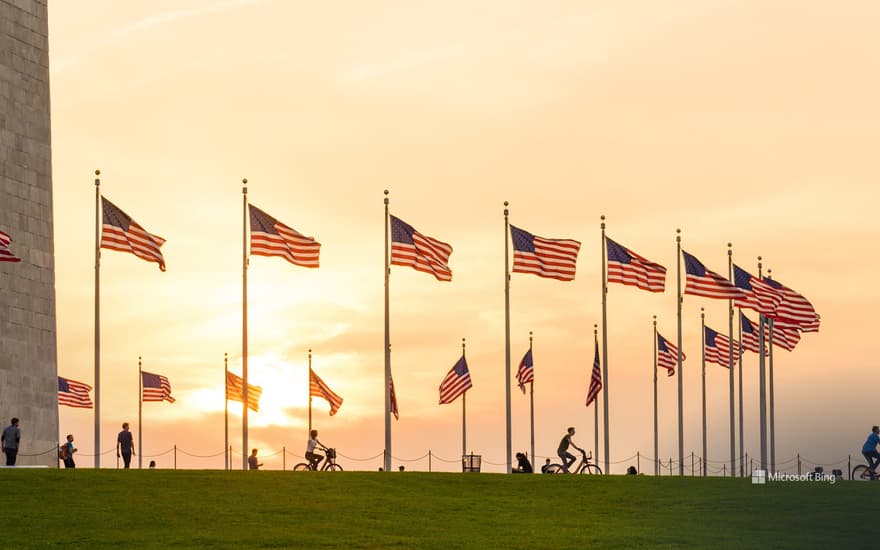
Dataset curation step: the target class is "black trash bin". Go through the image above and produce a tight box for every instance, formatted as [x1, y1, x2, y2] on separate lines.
[462, 453, 482, 473]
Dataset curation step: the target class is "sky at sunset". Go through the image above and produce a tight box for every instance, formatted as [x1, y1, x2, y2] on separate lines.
[46, 1, 879, 472]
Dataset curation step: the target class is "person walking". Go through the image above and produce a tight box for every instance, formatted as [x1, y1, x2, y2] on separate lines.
[1, 418, 21, 466]
[557, 427, 583, 474]
[61, 434, 77, 469]
[248, 449, 263, 470]
[116, 422, 135, 469]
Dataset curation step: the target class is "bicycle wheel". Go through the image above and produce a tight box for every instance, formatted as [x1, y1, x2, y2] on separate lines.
[852, 465, 872, 481]
[325, 463, 343, 472]
[293, 463, 311, 471]
[543, 464, 565, 474]
[583, 464, 603, 475]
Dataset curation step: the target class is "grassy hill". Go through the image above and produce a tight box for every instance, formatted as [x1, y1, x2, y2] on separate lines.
[5, 470, 872, 548]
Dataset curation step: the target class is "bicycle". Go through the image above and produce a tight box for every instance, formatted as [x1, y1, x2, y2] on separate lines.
[293, 448, 343, 471]
[852, 462, 878, 481]
[545, 450, 603, 475]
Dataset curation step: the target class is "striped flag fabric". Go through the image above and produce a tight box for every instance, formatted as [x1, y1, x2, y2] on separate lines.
[310, 368, 343, 416]
[249, 204, 320, 268]
[226, 370, 262, 412]
[657, 332, 683, 377]
[763, 277, 819, 331]
[389, 375, 399, 420]
[142, 371, 175, 403]
[510, 225, 581, 282]
[390, 215, 453, 282]
[704, 326, 740, 367]
[768, 319, 801, 352]
[101, 197, 166, 271]
[606, 237, 666, 292]
[439, 355, 472, 404]
[0, 230, 21, 263]
[739, 312, 766, 355]
[682, 250, 744, 300]
[733, 264, 782, 315]
[585, 339, 602, 407]
[57, 377, 93, 409]
[516, 349, 534, 394]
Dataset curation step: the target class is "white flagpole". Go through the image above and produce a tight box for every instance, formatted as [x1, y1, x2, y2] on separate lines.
[767, 267, 776, 474]
[224, 352, 228, 471]
[738, 311, 744, 477]
[600, 215, 610, 474]
[653, 315, 658, 476]
[727, 243, 735, 477]
[504, 201, 512, 474]
[528, 331, 535, 472]
[757, 257, 767, 472]
[94, 169, 102, 468]
[676, 229, 684, 476]
[384, 190, 392, 472]
[461, 338, 467, 458]
[242, 179, 249, 471]
[593, 324, 599, 462]
[308, 349, 313, 435]
[700, 307, 707, 477]
[138, 356, 143, 470]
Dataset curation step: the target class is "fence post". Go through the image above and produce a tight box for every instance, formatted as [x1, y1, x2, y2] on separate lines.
[848, 455, 852, 480]
[750, 458, 753, 473]
[174, 445, 177, 470]
[797, 454, 801, 475]
[669, 458, 673, 475]
[723, 464, 726, 477]
[282, 446, 286, 471]
[637, 451, 640, 474]
[745, 452, 748, 474]
[429, 450, 432, 473]
[229, 446, 232, 470]
[691, 452, 695, 477]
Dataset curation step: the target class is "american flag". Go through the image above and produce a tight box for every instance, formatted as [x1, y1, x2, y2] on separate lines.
[101, 197, 166, 271]
[733, 264, 782, 315]
[763, 277, 819, 331]
[767, 318, 801, 352]
[226, 370, 262, 412]
[739, 312, 766, 355]
[389, 375, 399, 420]
[58, 377, 93, 409]
[704, 326, 740, 367]
[516, 349, 534, 394]
[585, 339, 602, 407]
[682, 250, 744, 300]
[0, 230, 21, 263]
[510, 225, 580, 282]
[657, 332, 682, 377]
[439, 355, 472, 404]
[390, 215, 452, 282]
[142, 371, 175, 403]
[606, 237, 666, 292]
[310, 368, 343, 416]
[249, 204, 320, 268]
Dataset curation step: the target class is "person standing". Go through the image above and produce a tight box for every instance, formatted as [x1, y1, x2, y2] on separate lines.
[557, 427, 583, 474]
[116, 422, 135, 469]
[1, 418, 21, 466]
[248, 449, 263, 470]
[62, 434, 77, 469]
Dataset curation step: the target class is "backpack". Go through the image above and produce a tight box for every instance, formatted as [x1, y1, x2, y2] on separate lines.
[58, 444, 68, 460]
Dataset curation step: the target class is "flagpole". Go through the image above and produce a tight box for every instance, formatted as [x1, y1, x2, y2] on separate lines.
[138, 356, 143, 470]
[600, 215, 610, 474]
[700, 308, 707, 477]
[757, 257, 767, 472]
[528, 331, 535, 471]
[593, 324, 599, 463]
[727, 243, 735, 477]
[766, 268, 776, 474]
[676, 229, 684, 476]
[224, 352, 228, 471]
[653, 316, 658, 476]
[384, 190, 392, 473]
[308, 348, 313, 435]
[503, 201, 512, 474]
[738, 311, 744, 477]
[242, 178, 249, 471]
[461, 338, 467, 458]
[94, 169, 101, 468]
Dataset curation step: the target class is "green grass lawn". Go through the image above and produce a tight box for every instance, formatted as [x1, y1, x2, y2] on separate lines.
[3, 470, 872, 548]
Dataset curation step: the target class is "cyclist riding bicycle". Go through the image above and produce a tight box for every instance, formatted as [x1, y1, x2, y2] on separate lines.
[862, 425, 880, 479]
[557, 427, 584, 474]
[305, 429, 329, 470]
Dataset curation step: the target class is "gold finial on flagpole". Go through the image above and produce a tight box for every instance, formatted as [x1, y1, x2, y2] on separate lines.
[384, 189, 389, 206]
[601, 214, 605, 230]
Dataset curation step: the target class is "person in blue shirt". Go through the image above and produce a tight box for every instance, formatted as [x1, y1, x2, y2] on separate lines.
[862, 425, 880, 479]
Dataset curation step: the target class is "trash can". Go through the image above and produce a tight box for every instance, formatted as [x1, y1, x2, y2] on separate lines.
[462, 453, 482, 473]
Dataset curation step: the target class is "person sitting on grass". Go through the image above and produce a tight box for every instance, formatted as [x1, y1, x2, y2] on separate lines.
[513, 452, 533, 473]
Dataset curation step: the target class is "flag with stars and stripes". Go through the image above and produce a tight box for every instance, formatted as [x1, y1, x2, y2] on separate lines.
[249, 204, 320, 268]
[101, 197, 166, 271]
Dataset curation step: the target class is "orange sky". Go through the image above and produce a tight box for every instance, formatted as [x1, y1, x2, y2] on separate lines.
[48, 1, 880, 472]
